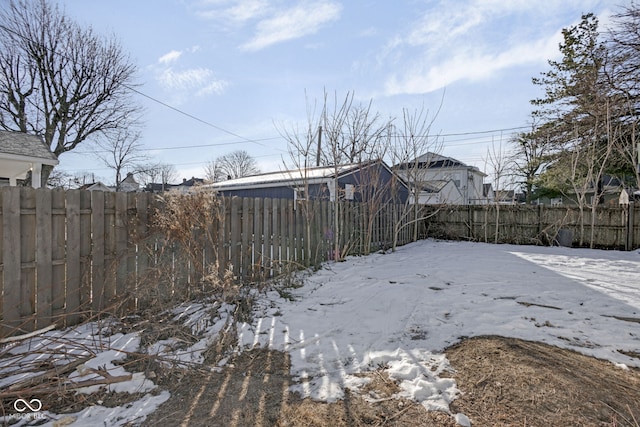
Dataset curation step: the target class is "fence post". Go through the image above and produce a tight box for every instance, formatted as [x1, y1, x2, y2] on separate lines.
[627, 201, 635, 251]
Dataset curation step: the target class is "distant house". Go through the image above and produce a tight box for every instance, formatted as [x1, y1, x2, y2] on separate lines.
[78, 182, 114, 192]
[206, 160, 409, 204]
[144, 177, 206, 194]
[144, 182, 173, 193]
[494, 189, 518, 205]
[395, 152, 489, 205]
[0, 130, 59, 188]
[536, 176, 628, 206]
[119, 172, 139, 192]
[172, 177, 206, 193]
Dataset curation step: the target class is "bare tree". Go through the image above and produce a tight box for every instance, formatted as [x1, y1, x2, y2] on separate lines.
[96, 128, 147, 190]
[138, 162, 177, 191]
[275, 93, 324, 266]
[508, 119, 557, 204]
[484, 139, 511, 244]
[45, 168, 72, 189]
[204, 150, 260, 182]
[0, 0, 141, 185]
[389, 104, 443, 249]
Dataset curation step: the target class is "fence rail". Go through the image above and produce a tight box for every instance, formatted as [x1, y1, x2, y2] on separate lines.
[0, 187, 416, 337]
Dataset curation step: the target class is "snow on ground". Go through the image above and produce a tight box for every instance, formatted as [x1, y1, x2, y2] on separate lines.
[2, 239, 640, 426]
[1, 301, 233, 426]
[238, 240, 640, 415]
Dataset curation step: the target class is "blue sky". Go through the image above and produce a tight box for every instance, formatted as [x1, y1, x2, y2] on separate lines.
[55, 0, 621, 184]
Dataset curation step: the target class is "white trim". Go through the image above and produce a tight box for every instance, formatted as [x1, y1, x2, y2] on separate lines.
[0, 151, 58, 166]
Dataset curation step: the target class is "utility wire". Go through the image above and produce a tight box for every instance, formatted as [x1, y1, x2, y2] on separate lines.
[0, 22, 282, 151]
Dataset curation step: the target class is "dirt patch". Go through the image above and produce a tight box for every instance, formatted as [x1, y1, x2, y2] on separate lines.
[446, 336, 640, 427]
[142, 336, 640, 426]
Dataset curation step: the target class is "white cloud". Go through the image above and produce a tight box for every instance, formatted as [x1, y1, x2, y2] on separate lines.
[151, 43, 228, 101]
[196, 0, 269, 25]
[226, 0, 269, 23]
[158, 50, 183, 65]
[384, 33, 561, 96]
[157, 67, 228, 95]
[241, 1, 342, 51]
[380, 0, 605, 96]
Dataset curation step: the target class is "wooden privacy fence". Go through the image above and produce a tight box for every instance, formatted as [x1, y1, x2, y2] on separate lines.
[423, 203, 640, 250]
[0, 187, 416, 337]
[0, 187, 154, 338]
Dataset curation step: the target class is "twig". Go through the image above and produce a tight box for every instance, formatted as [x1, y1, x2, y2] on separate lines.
[601, 401, 640, 427]
[374, 369, 393, 387]
[380, 401, 417, 425]
[0, 372, 133, 399]
[0, 324, 57, 344]
[8, 356, 92, 391]
[474, 365, 495, 387]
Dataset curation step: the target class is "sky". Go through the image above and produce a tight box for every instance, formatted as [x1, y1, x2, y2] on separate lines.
[52, 0, 623, 185]
[2, 239, 639, 425]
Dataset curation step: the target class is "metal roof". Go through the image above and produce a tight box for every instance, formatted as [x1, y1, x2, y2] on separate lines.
[206, 162, 367, 190]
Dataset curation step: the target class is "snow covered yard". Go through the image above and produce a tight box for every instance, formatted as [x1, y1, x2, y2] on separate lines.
[2, 239, 640, 426]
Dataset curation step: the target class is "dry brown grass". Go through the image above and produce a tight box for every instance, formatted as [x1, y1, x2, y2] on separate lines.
[446, 336, 640, 427]
[143, 336, 640, 427]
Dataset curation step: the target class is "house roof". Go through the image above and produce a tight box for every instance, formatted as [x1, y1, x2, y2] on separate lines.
[415, 152, 466, 167]
[206, 161, 400, 191]
[396, 152, 486, 177]
[0, 130, 58, 164]
[78, 182, 114, 192]
[178, 177, 205, 187]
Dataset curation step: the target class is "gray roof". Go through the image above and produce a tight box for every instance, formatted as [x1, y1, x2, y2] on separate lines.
[0, 130, 58, 163]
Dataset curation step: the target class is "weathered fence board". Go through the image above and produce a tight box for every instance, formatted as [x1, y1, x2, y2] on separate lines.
[2, 187, 21, 335]
[51, 190, 66, 321]
[65, 190, 81, 326]
[35, 188, 53, 329]
[21, 189, 36, 333]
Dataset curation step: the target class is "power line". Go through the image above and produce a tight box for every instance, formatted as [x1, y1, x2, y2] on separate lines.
[66, 136, 285, 155]
[0, 21, 280, 151]
[437, 126, 529, 137]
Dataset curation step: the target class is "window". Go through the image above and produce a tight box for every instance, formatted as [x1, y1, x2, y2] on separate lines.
[294, 187, 307, 202]
[344, 184, 354, 200]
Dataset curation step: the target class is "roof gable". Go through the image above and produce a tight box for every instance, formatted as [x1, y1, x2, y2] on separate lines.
[0, 130, 58, 163]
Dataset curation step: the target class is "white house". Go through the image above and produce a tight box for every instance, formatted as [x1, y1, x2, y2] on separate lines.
[119, 172, 140, 192]
[0, 130, 59, 188]
[395, 152, 489, 205]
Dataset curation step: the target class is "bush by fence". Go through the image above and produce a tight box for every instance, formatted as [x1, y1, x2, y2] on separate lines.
[0, 187, 417, 338]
